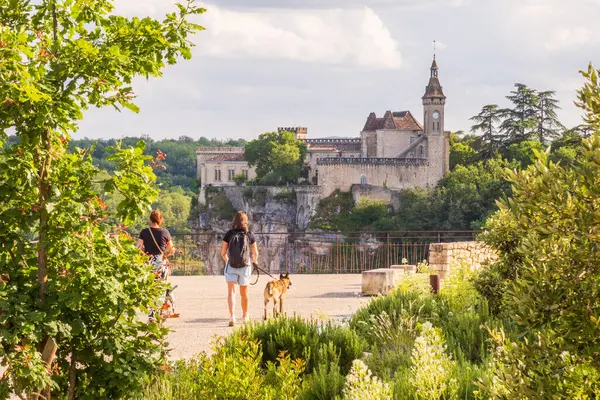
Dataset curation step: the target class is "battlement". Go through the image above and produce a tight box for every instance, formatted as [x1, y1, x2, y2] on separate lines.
[304, 138, 361, 144]
[316, 157, 428, 166]
[196, 147, 244, 154]
[294, 185, 323, 194]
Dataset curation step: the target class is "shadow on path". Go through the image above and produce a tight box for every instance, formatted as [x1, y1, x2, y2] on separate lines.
[311, 292, 362, 299]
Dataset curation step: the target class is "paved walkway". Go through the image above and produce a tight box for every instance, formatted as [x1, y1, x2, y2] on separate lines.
[163, 274, 370, 359]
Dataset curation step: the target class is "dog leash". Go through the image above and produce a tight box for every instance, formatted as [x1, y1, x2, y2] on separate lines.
[250, 263, 282, 286]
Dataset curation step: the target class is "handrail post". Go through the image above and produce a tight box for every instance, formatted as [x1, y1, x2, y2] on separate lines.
[386, 232, 390, 268]
[183, 234, 187, 275]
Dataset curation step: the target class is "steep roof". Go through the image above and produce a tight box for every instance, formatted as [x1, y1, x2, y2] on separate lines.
[422, 76, 446, 99]
[362, 110, 423, 132]
[423, 57, 446, 99]
[206, 153, 246, 162]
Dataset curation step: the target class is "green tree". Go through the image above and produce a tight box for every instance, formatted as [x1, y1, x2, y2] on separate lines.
[499, 83, 539, 144]
[536, 90, 563, 143]
[576, 63, 600, 131]
[0, 1, 204, 398]
[469, 104, 503, 158]
[549, 130, 585, 166]
[245, 130, 307, 185]
[478, 65, 600, 397]
[432, 158, 515, 230]
[504, 139, 544, 167]
[449, 133, 478, 170]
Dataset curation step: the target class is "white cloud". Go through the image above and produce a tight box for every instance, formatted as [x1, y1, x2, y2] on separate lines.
[113, 1, 402, 69]
[545, 27, 596, 50]
[195, 4, 402, 69]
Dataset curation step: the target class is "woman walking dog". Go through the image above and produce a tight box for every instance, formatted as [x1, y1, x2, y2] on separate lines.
[221, 211, 259, 326]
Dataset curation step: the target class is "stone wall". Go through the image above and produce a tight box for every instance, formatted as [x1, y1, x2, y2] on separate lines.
[428, 241, 497, 277]
[295, 186, 323, 229]
[317, 160, 435, 197]
[425, 132, 450, 183]
[361, 131, 377, 157]
[376, 131, 418, 158]
[351, 184, 400, 212]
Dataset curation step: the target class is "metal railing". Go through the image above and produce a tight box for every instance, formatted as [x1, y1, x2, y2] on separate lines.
[167, 231, 479, 276]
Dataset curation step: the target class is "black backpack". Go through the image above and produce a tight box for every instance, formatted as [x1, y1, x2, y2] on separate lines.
[228, 231, 250, 268]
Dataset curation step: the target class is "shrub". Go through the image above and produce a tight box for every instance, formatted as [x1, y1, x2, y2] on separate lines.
[342, 359, 392, 400]
[410, 322, 457, 400]
[226, 316, 364, 375]
[140, 338, 305, 400]
[243, 187, 254, 199]
[210, 191, 236, 220]
[481, 329, 600, 399]
[297, 361, 345, 400]
[273, 190, 297, 204]
[437, 264, 493, 363]
[350, 286, 436, 344]
[350, 198, 389, 227]
[233, 173, 247, 186]
[478, 136, 600, 395]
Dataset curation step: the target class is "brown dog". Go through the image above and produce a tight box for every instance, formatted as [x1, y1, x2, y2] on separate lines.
[263, 273, 292, 320]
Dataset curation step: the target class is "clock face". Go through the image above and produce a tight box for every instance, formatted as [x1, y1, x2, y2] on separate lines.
[432, 111, 440, 120]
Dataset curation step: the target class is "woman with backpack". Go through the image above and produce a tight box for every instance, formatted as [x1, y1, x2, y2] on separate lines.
[221, 210, 259, 326]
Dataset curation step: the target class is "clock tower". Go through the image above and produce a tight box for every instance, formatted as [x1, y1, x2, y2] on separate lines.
[422, 56, 446, 135]
[422, 56, 449, 180]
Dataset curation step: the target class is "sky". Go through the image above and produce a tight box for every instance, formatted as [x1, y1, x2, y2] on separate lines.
[76, 0, 600, 141]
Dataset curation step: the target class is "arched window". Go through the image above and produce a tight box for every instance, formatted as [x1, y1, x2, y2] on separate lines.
[360, 175, 367, 185]
[418, 145, 424, 158]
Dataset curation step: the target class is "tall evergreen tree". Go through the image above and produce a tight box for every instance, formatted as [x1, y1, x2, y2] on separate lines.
[565, 123, 594, 138]
[536, 90, 563, 143]
[499, 83, 539, 144]
[469, 104, 503, 159]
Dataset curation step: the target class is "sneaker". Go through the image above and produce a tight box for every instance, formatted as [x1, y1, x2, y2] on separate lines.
[228, 316, 235, 327]
[243, 316, 250, 324]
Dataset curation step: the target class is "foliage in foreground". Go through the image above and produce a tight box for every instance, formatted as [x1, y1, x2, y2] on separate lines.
[474, 64, 600, 397]
[225, 315, 365, 376]
[144, 269, 498, 400]
[140, 338, 305, 400]
[0, 0, 204, 398]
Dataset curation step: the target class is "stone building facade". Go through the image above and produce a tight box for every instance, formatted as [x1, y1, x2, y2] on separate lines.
[316, 58, 449, 196]
[197, 57, 450, 205]
[197, 147, 257, 204]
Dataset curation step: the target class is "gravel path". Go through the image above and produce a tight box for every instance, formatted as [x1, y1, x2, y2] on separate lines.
[163, 274, 371, 359]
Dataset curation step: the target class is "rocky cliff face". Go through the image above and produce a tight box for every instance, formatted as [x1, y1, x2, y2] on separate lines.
[195, 186, 311, 274]
[193, 186, 400, 274]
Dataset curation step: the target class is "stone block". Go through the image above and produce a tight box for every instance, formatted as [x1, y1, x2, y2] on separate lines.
[390, 264, 417, 274]
[362, 268, 404, 296]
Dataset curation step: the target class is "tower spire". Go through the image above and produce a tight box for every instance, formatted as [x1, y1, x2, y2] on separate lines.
[433, 40, 436, 60]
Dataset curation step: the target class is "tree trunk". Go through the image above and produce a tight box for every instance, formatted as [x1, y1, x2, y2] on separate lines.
[67, 352, 77, 400]
[37, 129, 52, 304]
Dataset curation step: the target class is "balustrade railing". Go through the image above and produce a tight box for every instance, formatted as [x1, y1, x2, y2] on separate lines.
[167, 230, 479, 276]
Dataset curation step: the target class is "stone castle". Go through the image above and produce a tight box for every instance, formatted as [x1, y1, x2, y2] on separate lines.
[197, 57, 449, 210]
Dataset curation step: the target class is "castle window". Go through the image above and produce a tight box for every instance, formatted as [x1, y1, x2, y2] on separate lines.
[228, 169, 235, 181]
[418, 145, 424, 158]
[360, 175, 367, 185]
[214, 167, 221, 182]
[242, 169, 249, 179]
